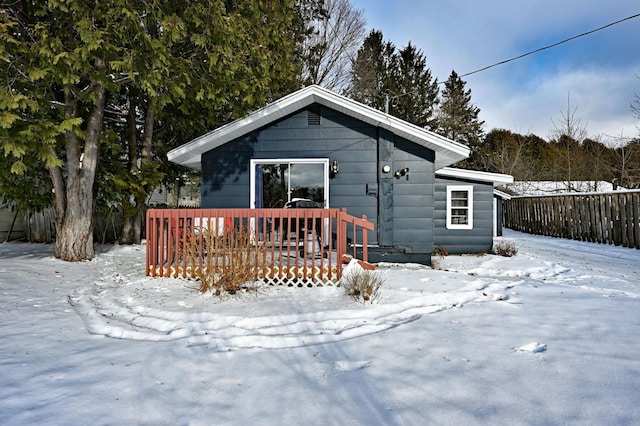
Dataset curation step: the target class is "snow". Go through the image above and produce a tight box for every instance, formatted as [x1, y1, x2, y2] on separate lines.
[1, 229, 640, 425]
[505, 180, 622, 196]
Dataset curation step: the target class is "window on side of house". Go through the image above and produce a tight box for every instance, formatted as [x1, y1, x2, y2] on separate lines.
[446, 185, 473, 229]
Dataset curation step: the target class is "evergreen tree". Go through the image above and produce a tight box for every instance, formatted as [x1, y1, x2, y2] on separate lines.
[346, 30, 395, 112]
[0, 0, 301, 260]
[346, 31, 439, 130]
[438, 71, 484, 150]
[389, 42, 439, 130]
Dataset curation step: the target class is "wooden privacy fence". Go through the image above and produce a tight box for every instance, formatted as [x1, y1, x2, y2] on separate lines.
[146, 208, 374, 285]
[504, 190, 640, 248]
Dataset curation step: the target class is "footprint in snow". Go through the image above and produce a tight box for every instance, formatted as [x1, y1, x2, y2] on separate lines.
[308, 360, 372, 378]
[515, 342, 547, 353]
[334, 360, 372, 372]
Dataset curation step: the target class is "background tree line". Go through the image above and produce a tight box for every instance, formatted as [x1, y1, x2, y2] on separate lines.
[1, 0, 639, 261]
[475, 129, 640, 190]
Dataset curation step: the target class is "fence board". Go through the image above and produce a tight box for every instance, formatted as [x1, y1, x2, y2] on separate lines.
[504, 190, 640, 249]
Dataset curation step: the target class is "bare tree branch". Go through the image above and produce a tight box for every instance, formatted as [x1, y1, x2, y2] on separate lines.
[301, 0, 365, 91]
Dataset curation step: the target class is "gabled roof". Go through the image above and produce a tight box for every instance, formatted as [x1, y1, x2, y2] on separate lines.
[436, 167, 514, 186]
[168, 85, 470, 170]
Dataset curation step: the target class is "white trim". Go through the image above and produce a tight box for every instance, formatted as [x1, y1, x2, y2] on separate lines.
[446, 185, 473, 230]
[493, 197, 497, 237]
[249, 158, 329, 209]
[168, 85, 469, 170]
[437, 167, 513, 186]
[493, 188, 512, 200]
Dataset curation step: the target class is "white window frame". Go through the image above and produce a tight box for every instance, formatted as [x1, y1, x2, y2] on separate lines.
[446, 185, 473, 230]
[249, 158, 329, 209]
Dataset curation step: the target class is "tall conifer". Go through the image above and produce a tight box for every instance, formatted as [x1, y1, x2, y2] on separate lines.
[438, 70, 484, 149]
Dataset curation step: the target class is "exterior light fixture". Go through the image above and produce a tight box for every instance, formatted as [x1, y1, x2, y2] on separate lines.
[331, 160, 339, 175]
[394, 167, 409, 179]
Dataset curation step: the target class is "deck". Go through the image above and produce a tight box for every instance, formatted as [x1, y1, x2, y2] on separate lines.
[146, 208, 374, 286]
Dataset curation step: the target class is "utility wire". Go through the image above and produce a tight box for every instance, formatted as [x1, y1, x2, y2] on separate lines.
[458, 12, 640, 80]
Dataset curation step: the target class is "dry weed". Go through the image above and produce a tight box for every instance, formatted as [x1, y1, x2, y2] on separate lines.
[492, 241, 518, 257]
[343, 269, 384, 304]
[185, 225, 268, 297]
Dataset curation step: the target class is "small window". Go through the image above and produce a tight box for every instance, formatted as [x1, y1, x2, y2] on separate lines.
[446, 185, 473, 229]
[307, 105, 321, 125]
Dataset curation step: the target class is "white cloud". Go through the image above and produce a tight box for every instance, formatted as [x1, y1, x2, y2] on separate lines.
[475, 66, 640, 139]
[350, 0, 640, 140]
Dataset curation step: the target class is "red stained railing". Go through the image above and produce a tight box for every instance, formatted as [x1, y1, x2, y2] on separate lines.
[145, 208, 374, 285]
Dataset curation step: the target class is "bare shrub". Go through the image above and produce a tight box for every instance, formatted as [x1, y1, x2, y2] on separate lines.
[433, 245, 448, 256]
[343, 269, 384, 304]
[185, 225, 268, 297]
[492, 241, 518, 257]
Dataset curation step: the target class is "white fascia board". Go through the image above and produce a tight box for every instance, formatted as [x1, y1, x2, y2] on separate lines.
[437, 167, 514, 186]
[309, 87, 470, 168]
[168, 85, 470, 170]
[493, 189, 512, 200]
[167, 89, 315, 169]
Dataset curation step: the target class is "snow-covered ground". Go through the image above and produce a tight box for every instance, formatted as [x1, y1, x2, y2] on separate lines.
[1, 230, 639, 425]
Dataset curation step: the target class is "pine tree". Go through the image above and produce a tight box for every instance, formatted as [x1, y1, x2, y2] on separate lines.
[346, 30, 396, 112]
[346, 31, 439, 130]
[438, 71, 484, 149]
[0, 0, 301, 260]
[389, 42, 439, 130]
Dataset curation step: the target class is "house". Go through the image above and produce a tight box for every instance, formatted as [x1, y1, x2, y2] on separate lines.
[168, 85, 512, 264]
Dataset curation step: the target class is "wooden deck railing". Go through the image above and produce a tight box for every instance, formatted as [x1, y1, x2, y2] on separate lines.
[145, 208, 374, 285]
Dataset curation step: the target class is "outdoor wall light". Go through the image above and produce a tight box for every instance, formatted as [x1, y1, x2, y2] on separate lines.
[394, 167, 409, 179]
[331, 160, 340, 175]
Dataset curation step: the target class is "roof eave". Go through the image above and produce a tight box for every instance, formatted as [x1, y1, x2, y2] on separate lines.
[168, 85, 471, 170]
[436, 167, 514, 186]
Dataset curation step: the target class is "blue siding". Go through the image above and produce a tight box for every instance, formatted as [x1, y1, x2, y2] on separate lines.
[391, 137, 435, 253]
[200, 103, 440, 259]
[433, 177, 494, 254]
[201, 105, 378, 243]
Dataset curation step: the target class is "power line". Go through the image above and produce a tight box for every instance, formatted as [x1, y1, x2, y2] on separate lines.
[458, 12, 640, 80]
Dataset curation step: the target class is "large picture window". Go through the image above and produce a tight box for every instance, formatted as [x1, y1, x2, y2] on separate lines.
[250, 159, 329, 209]
[446, 185, 473, 229]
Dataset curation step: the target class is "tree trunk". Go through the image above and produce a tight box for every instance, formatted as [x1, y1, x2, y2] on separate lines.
[121, 96, 155, 245]
[53, 60, 106, 261]
[120, 91, 139, 245]
[55, 188, 96, 261]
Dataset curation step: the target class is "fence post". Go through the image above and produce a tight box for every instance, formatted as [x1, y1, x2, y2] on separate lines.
[504, 190, 640, 249]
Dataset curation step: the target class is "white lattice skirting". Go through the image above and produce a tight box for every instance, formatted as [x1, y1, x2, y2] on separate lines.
[150, 265, 341, 287]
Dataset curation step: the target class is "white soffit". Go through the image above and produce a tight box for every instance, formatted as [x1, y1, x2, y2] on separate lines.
[168, 85, 470, 170]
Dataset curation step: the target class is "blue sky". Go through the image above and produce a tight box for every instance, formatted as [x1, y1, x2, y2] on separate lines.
[349, 0, 640, 143]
